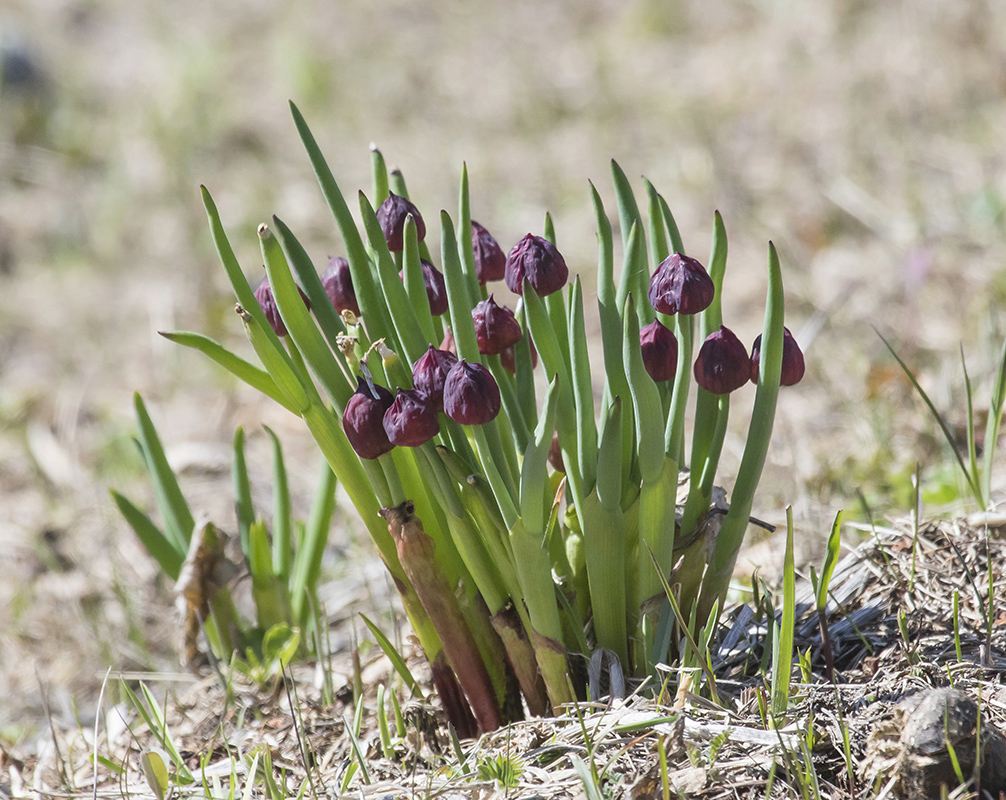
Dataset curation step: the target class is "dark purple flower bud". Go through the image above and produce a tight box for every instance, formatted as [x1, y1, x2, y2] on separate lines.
[750, 327, 805, 386]
[400, 259, 448, 316]
[548, 431, 565, 473]
[693, 325, 750, 395]
[472, 220, 506, 284]
[254, 277, 310, 337]
[647, 253, 715, 316]
[383, 388, 440, 447]
[444, 360, 501, 426]
[500, 336, 538, 375]
[377, 192, 426, 252]
[412, 345, 459, 412]
[640, 319, 678, 383]
[472, 294, 522, 355]
[505, 233, 569, 297]
[342, 377, 395, 460]
[321, 256, 360, 317]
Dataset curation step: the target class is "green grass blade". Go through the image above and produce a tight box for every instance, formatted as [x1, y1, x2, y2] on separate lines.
[232, 427, 254, 557]
[817, 510, 843, 612]
[360, 613, 424, 698]
[457, 163, 483, 303]
[771, 507, 797, 718]
[520, 377, 560, 527]
[982, 336, 1006, 505]
[158, 331, 299, 414]
[290, 459, 336, 628]
[263, 425, 292, 581]
[962, 348, 983, 506]
[133, 393, 194, 552]
[643, 178, 669, 272]
[876, 329, 983, 507]
[110, 490, 183, 581]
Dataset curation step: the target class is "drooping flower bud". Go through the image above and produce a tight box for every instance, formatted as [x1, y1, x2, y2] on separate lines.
[500, 336, 538, 375]
[400, 259, 448, 316]
[254, 277, 310, 337]
[472, 220, 506, 284]
[322, 256, 360, 317]
[343, 376, 395, 460]
[693, 325, 750, 395]
[412, 345, 458, 412]
[647, 253, 715, 316]
[750, 327, 805, 386]
[639, 319, 678, 383]
[505, 233, 569, 297]
[548, 431, 565, 473]
[377, 192, 426, 252]
[472, 295, 522, 355]
[383, 389, 440, 447]
[444, 360, 501, 425]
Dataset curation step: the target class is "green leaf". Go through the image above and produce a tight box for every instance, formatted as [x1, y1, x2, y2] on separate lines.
[247, 519, 289, 632]
[520, 377, 560, 529]
[360, 613, 424, 698]
[264, 425, 292, 581]
[133, 393, 194, 553]
[140, 750, 169, 800]
[110, 490, 183, 581]
[568, 277, 598, 492]
[983, 335, 1006, 504]
[232, 427, 254, 558]
[290, 460, 337, 628]
[261, 623, 300, 668]
[370, 143, 389, 206]
[158, 331, 299, 414]
[817, 510, 843, 612]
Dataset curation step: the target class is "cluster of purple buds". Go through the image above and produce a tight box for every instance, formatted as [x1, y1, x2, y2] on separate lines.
[644, 252, 804, 394]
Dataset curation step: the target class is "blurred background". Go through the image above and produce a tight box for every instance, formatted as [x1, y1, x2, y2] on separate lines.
[2, 0, 1005, 732]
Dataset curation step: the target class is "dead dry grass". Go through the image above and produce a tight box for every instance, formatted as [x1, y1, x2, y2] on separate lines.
[2, 0, 1006, 780]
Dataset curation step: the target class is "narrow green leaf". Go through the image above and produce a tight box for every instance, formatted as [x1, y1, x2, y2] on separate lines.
[289, 103, 397, 340]
[232, 427, 254, 557]
[401, 215, 437, 345]
[983, 336, 1006, 504]
[360, 613, 424, 698]
[263, 425, 292, 581]
[237, 304, 312, 413]
[158, 331, 299, 414]
[370, 143, 389, 206]
[876, 329, 983, 507]
[622, 296, 665, 482]
[269, 217, 353, 402]
[520, 377, 560, 528]
[110, 490, 183, 581]
[247, 519, 288, 631]
[701, 242, 786, 623]
[817, 510, 843, 612]
[771, 507, 796, 717]
[290, 459, 337, 628]
[962, 348, 982, 506]
[133, 393, 194, 552]
[568, 277, 597, 492]
[265, 220, 355, 407]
